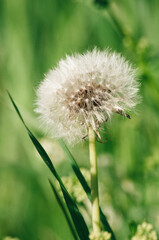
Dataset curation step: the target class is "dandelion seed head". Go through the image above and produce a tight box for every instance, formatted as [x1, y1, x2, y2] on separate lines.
[35, 48, 140, 144]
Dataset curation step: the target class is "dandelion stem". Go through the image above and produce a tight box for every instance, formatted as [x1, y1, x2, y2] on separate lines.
[89, 126, 100, 233]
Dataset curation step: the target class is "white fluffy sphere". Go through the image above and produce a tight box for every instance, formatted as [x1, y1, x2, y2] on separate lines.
[35, 49, 140, 144]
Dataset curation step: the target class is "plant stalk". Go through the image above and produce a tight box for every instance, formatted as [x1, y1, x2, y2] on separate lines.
[88, 126, 100, 233]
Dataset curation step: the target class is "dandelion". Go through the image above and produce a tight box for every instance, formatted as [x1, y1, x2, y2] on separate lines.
[36, 48, 140, 235]
[131, 222, 158, 240]
[35, 48, 139, 144]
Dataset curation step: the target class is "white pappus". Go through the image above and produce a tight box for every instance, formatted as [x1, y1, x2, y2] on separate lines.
[35, 48, 140, 144]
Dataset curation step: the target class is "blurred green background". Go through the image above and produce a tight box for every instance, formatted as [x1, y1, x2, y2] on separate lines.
[1, 0, 159, 239]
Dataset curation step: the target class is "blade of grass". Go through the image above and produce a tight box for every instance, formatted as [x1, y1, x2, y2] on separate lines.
[49, 179, 79, 240]
[59, 139, 116, 240]
[8, 92, 89, 240]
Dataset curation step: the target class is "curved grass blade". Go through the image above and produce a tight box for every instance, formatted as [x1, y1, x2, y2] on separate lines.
[59, 139, 116, 240]
[49, 179, 78, 240]
[8, 92, 89, 240]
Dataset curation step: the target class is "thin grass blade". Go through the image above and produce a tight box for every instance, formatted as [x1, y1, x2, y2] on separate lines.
[49, 179, 78, 240]
[8, 92, 89, 240]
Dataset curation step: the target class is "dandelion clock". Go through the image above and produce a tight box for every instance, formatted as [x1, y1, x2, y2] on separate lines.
[35, 49, 139, 144]
[35, 48, 140, 237]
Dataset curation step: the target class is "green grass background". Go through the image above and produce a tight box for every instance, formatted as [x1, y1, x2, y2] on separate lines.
[0, 0, 159, 239]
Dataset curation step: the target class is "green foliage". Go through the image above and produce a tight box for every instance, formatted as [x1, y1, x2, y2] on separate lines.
[1, 0, 159, 240]
[129, 221, 138, 239]
[94, 0, 109, 8]
[49, 180, 78, 240]
[3, 238, 20, 240]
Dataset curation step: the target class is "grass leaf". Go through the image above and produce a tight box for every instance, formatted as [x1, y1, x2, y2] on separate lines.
[49, 179, 79, 240]
[8, 92, 89, 240]
[59, 139, 116, 240]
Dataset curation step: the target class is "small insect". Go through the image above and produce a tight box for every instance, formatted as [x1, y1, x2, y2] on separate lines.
[115, 108, 131, 119]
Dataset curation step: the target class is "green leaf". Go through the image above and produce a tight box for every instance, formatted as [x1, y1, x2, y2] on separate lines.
[128, 221, 138, 239]
[59, 139, 116, 240]
[49, 180, 78, 240]
[94, 0, 109, 8]
[8, 92, 89, 240]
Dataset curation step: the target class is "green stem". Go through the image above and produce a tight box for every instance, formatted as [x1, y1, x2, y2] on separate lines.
[89, 126, 100, 233]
